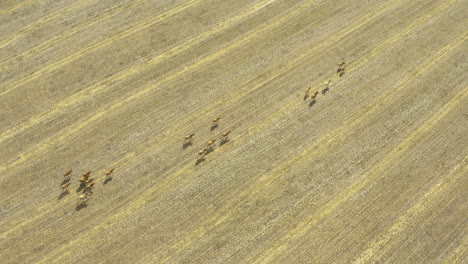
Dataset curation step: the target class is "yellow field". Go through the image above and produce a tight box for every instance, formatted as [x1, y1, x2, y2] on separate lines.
[0, 0, 466, 263]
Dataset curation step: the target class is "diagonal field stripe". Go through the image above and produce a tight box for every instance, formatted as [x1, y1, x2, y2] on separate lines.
[353, 158, 467, 264]
[0, 0, 203, 96]
[0, 0, 278, 146]
[0, 0, 95, 50]
[253, 88, 468, 264]
[0, 0, 36, 16]
[165, 34, 468, 262]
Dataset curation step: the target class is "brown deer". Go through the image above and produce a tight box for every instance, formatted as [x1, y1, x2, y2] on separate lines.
[104, 169, 115, 178]
[337, 61, 346, 73]
[184, 133, 195, 144]
[60, 183, 71, 193]
[63, 170, 72, 181]
[207, 139, 216, 149]
[211, 117, 221, 130]
[83, 183, 95, 193]
[82, 171, 91, 177]
[304, 87, 311, 100]
[310, 91, 319, 101]
[197, 148, 207, 161]
[79, 176, 88, 184]
[85, 177, 94, 184]
[221, 131, 231, 143]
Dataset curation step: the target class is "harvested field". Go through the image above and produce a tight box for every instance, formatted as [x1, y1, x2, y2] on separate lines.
[0, 0, 467, 263]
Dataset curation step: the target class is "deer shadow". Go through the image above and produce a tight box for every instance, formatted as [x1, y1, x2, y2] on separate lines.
[220, 139, 230, 146]
[322, 87, 329, 95]
[195, 157, 206, 166]
[182, 141, 192, 149]
[210, 124, 218, 131]
[103, 177, 113, 185]
[339, 71, 346, 77]
[61, 178, 70, 185]
[308, 100, 317, 109]
[76, 183, 86, 193]
[57, 190, 69, 200]
[205, 147, 214, 155]
[75, 203, 88, 211]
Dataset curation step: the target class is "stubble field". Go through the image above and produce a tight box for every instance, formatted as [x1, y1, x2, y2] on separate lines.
[0, 0, 467, 263]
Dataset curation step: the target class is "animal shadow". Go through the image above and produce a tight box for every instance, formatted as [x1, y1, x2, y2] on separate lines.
[220, 139, 229, 146]
[210, 124, 218, 131]
[195, 157, 206, 166]
[182, 141, 193, 149]
[57, 190, 69, 200]
[339, 71, 345, 77]
[322, 87, 329, 95]
[76, 183, 86, 193]
[103, 177, 113, 185]
[205, 148, 214, 155]
[308, 100, 316, 108]
[61, 178, 71, 185]
[336, 68, 342, 74]
[75, 203, 88, 211]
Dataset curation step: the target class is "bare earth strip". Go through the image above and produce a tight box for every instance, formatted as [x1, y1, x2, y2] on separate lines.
[0, 0, 466, 263]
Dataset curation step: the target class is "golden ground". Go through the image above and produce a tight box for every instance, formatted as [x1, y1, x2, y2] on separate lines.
[0, 0, 466, 263]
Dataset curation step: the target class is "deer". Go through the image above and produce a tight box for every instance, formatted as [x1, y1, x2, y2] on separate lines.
[337, 61, 346, 73]
[85, 177, 94, 184]
[83, 183, 95, 194]
[197, 148, 207, 161]
[104, 169, 115, 178]
[310, 91, 319, 101]
[211, 117, 221, 130]
[304, 87, 311, 100]
[207, 139, 216, 150]
[79, 176, 88, 184]
[63, 170, 72, 181]
[221, 131, 231, 143]
[60, 182, 71, 193]
[184, 133, 195, 144]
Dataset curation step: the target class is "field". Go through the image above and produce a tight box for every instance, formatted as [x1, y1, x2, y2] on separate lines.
[0, 0, 467, 263]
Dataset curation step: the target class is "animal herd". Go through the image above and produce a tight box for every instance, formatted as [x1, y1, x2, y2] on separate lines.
[184, 117, 232, 163]
[58, 61, 347, 208]
[59, 169, 114, 208]
[304, 61, 347, 104]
